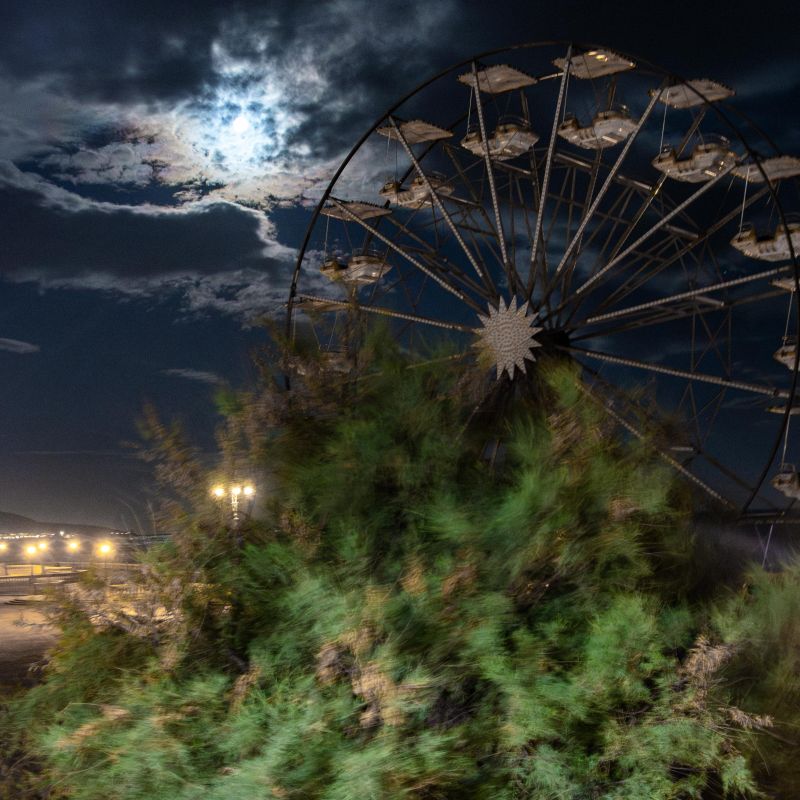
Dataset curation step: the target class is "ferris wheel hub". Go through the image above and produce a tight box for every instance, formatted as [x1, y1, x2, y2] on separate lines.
[474, 296, 543, 380]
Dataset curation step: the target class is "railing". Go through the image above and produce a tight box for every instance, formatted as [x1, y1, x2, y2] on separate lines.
[0, 571, 84, 594]
[0, 564, 141, 594]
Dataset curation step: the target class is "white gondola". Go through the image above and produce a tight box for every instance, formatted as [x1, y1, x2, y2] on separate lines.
[557, 106, 638, 149]
[773, 340, 798, 370]
[376, 118, 452, 144]
[733, 156, 800, 183]
[344, 251, 391, 285]
[457, 64, 537, 94]
[771, 463, 800, 499]
[655, 79, 734, 109]
[320, 258, 348, 282]
[380, 173, 454, 208]
[767, 401, 800, 415]
[294, 296, 345, 313]
[318, 349, 350, 374]
[772, 274, 798, 292]
[553, 49, 634, 79]
[320, 199, 392, 221]
[460, 117, 539, 160]
[293, 348, 350, 376]
[652, 137, 736, 183]
[730, 221, 800, 262]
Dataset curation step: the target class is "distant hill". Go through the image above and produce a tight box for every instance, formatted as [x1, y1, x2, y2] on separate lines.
[0, 511, 115, 537]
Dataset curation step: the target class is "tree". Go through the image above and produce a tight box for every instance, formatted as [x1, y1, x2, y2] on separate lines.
[4, 333, 794, 798]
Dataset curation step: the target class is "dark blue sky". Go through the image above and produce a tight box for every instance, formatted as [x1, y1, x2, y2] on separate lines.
[1, 0, 799, 525]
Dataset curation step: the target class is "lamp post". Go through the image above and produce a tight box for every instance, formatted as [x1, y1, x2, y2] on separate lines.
[24, 543, 38, 577]
[211, 482, 256, 547]
[37, 540, 48, 573]
[66, 539, 80, 571]
[96, 541, 113, 580]
[211, 483, 256, 529]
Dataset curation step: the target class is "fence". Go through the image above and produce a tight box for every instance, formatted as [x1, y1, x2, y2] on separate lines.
[0, 563, 145, 595]
[0, 572, 84, 595]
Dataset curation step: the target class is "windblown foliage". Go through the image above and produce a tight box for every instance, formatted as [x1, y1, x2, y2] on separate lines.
[4, 334, 798, 798]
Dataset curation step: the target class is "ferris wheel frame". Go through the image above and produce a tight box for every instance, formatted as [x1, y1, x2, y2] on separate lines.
[285, 40, 800, 521]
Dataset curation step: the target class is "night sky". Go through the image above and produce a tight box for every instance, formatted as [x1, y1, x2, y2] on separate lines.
[1, 0, 799, 527]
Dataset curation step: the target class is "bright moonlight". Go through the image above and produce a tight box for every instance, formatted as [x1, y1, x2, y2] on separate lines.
[231, 114, 251, 134]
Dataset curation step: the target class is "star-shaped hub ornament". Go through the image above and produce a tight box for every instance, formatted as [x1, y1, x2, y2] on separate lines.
[474, 296, 543, 380]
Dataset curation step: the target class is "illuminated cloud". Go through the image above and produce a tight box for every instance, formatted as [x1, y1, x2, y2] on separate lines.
[0, 337, 40, 354]
[162, 368, 222, 384]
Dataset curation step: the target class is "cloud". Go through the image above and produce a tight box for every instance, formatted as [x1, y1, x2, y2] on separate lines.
[10, 269, 292, 325]
[0, 160, 294, 261]
[0, 0, 459, 321]
[733, 59, 800, 102]
[162, 368, 222, 384]
[0, 0, 458, 212]
[0, 337, 40, 354]
[0, 161, 301, 321]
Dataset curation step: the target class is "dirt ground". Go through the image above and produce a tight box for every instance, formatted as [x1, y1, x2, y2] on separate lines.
[0, 597, 56, 690]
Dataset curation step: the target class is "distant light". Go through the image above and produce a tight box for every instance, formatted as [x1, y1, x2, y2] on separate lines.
[97, 542, 112, 556]
[37, 541, 48, 551]
[243, 485, 255, 497]
[212, 485, 226, 498]
[59, 530, 65, 536]
[67, 541, 80, 552]
[25, 544, 37, 557]
[231, 486, 242, 496]
[231, 115, 250, 134]
[0, 542, 7, 553]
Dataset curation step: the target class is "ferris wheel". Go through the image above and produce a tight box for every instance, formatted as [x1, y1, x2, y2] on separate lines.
[286, 42, 800, 520]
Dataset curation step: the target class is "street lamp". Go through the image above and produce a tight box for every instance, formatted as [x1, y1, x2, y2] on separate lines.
[210, 483, 256, 529]
[96, 541, 113, 579]
[24, 543, 38, 576]
[0, 542, 7, 576]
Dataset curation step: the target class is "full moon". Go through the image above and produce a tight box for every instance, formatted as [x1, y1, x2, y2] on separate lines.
[231, 114, 251, 134]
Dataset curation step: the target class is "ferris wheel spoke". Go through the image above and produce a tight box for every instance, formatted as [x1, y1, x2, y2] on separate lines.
[576, 264, 791, 327]
[526, 44, 572, 302]
[383, 215, 493, 301]
[469, 61, 521, 295]
[547, 86, 665, 295]
[444, 143, 508, 269]
[566, 345, 789, 398]
[550, 233, 679, 329]
[575, 377, 734, 507]
[329, 198, 483, 313]
[388, 116, 494, 294]
[295, 294, 476, 333]
[569, 164, 735, 302]
[555, 182, 640, 321]
[595, 109, 710, 267]
[699, 447, 778, 508]
[570, 283, 783, 342]
[583, 365, 770, 508]
[587, 185, 772, 317]
[691, 308, 731, 374]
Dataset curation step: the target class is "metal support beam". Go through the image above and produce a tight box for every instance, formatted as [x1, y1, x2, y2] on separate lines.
[295, 294, 476, 332]
[566, 345, 789, 398]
